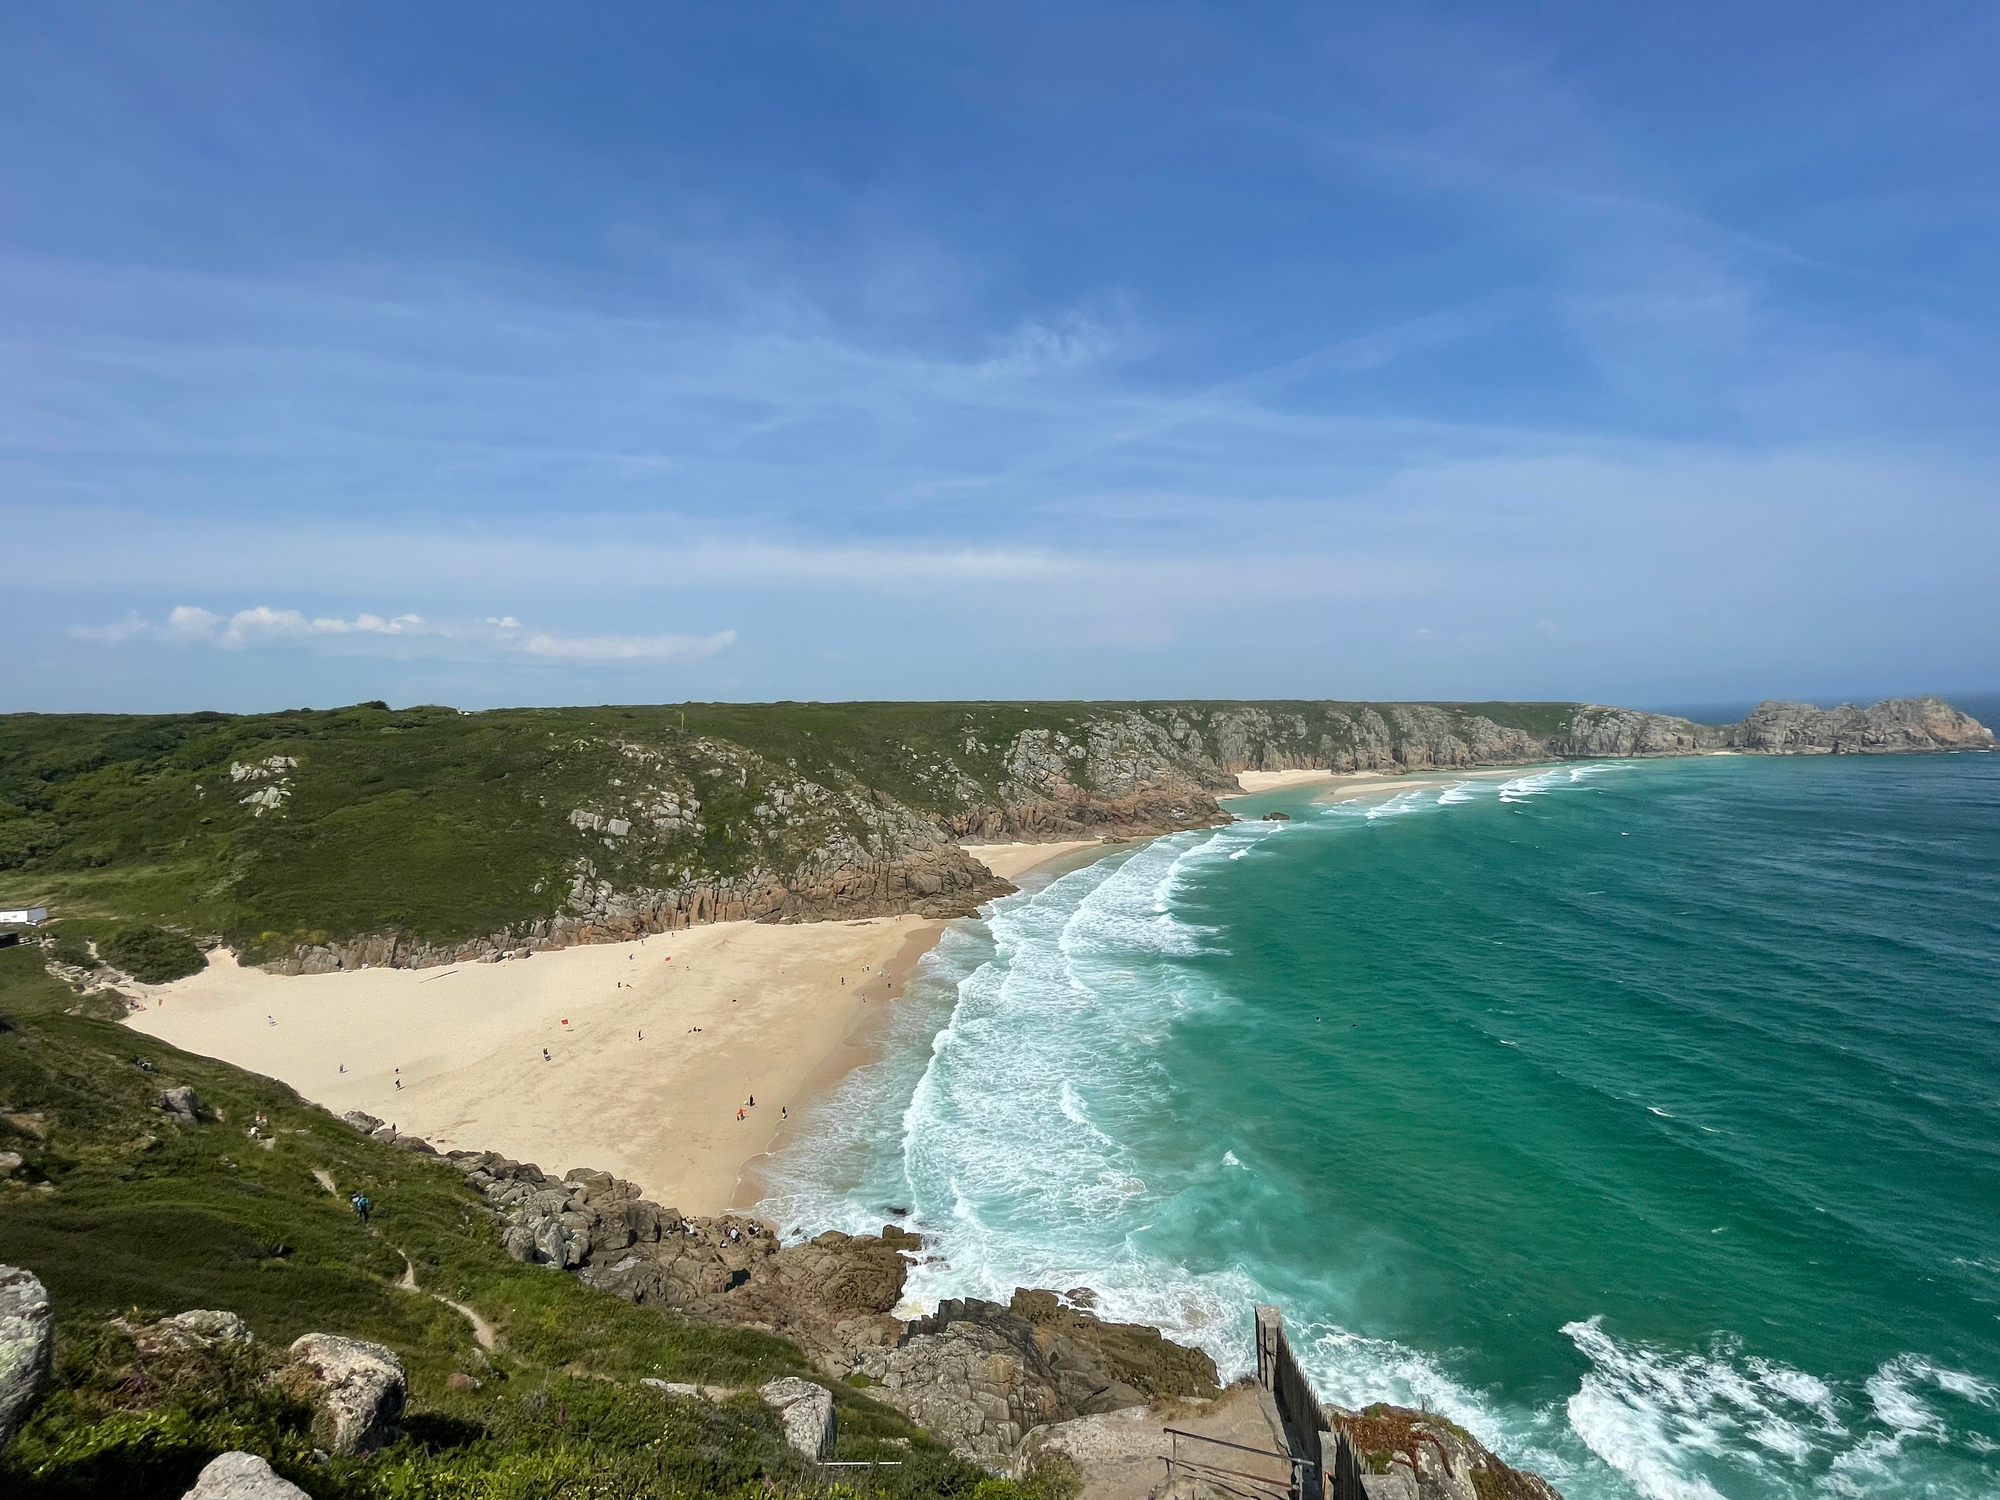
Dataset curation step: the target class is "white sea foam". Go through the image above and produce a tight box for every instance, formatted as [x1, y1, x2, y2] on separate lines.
[1437, 780, 1479, 804]
[1365, 789, 1431, 819]
[1562, 1319, 1999, 1499]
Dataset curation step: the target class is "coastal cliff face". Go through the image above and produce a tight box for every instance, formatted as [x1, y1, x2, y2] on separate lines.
[0, 696, 1985, 972]
[1724, 695, 1993, 754]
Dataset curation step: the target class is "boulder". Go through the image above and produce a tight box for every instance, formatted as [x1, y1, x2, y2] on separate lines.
[1330, 1403, 1564, 1500]
[0, 1150, 24, 1178]
[160, 1086, 202, 1124]
[179, 1451, 310, 1499]
[286, 1334, 406, 1455]
[759, 1377, 837, 1462]
[339, 1111, 383, 1135]
[0, 1264, 53, 1450]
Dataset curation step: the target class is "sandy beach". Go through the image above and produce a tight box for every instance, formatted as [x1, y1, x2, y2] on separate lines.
[960, 839, 1104, 879]
[1231, 768, 1338, 793]
[122, 838, 1112, 1218]
[126, 914, 941, 1215]
[1228, 765, 1551, 802]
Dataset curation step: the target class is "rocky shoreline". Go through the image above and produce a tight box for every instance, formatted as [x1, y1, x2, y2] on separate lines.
[328, 1109, 1565, 1498]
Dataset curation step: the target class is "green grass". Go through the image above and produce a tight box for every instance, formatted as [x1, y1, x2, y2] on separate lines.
[0, 942, 1056, 1499]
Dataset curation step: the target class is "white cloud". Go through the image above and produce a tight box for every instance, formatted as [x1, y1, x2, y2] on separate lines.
[72, 608, 735, 666]
[522, 630, 735, 661]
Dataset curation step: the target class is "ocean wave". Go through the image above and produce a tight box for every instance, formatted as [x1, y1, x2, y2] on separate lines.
[1365, 789, 1432, 819]
[1498, 763, 1630, 803]
[1563, 1318, 1998, 1499]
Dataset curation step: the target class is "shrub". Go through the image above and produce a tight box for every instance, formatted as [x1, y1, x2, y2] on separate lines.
[102, 926, 206, 984]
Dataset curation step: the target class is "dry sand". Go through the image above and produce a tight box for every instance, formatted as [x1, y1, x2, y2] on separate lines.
[1231, 768, 1336, 793]
[960, 839, 1104, 879]
[125, 914, 940, 1216]
[1229, 765, 1554, 801]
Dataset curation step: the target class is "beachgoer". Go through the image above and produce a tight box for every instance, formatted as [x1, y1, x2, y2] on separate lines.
[543, 1048, 550, 1061]
[736, 1108, 745, 1121]
[395, 1079, 402, 1090]
[748, 1095, 755, 1107]
[780, 1106, 788, 1120]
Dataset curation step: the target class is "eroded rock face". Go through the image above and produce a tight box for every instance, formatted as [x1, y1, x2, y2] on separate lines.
[286, 1334, 406, 1456]
[179, 1451, 310, 1499]
[0, 1264, 54, 1450]
[854, 1294, 1220, 1462]
[447, 1151, 916, 1364]
[1330, 1402, 1564, 1500]
[1725, 696, 1994, 755]
[759, 1377, 837, 1461]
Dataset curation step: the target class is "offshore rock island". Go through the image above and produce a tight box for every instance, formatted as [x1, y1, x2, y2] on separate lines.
[0, 696, 1986, 976]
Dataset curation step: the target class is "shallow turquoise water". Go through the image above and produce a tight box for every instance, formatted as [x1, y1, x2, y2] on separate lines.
[760, 754, 2000, 1499]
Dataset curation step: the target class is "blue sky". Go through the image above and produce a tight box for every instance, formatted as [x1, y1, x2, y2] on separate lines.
[4, 1, 1995, 712]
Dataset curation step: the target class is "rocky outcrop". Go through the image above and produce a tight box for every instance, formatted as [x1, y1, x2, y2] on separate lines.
[758, 1377, 838, 1461]
[0, 1264, 53, 1450]
[444, 1150, 915, 1365]
[1330, 1402, 1562, 1500]
[159, 1085, 203, 1125]
[285, 1334, 406, 1456]
[424, 1136, 1226, 1466]
[1724, 696, 1994, 755]
[854, 1293, 1221, 1462]
[269, 843, 1012, 976]
[179, 1451, 310, 1500]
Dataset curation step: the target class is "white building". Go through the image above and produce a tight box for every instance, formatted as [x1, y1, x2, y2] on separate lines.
[0, 906, 49, 925]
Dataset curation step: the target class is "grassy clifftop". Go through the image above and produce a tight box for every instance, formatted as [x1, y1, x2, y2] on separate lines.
[0, 942, 1017, 1499]
[0, 698, 1643, 966]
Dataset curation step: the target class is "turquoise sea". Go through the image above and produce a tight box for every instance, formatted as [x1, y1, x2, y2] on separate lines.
[758, 751, 2000, 1500]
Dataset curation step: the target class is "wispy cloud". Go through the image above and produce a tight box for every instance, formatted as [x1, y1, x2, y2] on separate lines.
[72, 606, 736, 665]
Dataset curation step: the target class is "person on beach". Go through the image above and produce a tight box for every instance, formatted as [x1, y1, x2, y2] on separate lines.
[736, 1108, 745, 1121]
[780, 1105, 787, 1120]
[542, 1048, 550, 1061]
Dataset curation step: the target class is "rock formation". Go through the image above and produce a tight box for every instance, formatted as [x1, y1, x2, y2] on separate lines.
[855, 1294, 1221, 1461]
[179, 1451, 310, 1500]
[1329, 1401, 1563, 1500]
[1724, 695, 1993, 754]
[0, 1263, 53, 1450]
[757, 1377, 838, 1462]
[284, 1333, 406, 1456]
[424, 1137, 1223, 1466]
